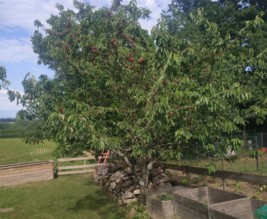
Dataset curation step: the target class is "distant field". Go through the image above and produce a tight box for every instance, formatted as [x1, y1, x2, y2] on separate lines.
[0, 138, 57, 165]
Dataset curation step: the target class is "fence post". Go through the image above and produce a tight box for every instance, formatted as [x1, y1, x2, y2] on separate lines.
[222, 178, 226, 191]
[187, 172, 191, 185]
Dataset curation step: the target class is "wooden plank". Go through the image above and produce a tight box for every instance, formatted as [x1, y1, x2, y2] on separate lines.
[57, 169, 94, 176]
[0, 171, 53, 180]
[0, 208, 14, 213]
[0, 172, 54, 186]
[0, 164, 53, 177]
[58, 164, 97, 170]
[0, 161, 54, 187]
[0, 170, 53, 181]
[0, 161, 53, 170]
[0, 164, 52, 172]
[0, 177, 53, 186]
[0, 167, 53, 177]
[163, 163, 267, 185]
[57, 157, 95, 162]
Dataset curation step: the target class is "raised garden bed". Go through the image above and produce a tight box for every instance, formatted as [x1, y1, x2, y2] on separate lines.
[209, 197, 266, 219]
[173, 187, 246, 219]
[146, 186, 190, 219]
[147, 186, 266, 219]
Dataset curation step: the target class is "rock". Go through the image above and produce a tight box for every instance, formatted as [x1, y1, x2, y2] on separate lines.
[110, 182, 116, 190]
[121, 179, 133, 188]
[150, 167, 164, 177]
[122, 191, 135, 199]
[110, 170, 125, 182]
[124, 167, 133, 175]
[121, 185, 135, 192]
[95, 159, 176, 204]
[122, 197, 137, 204]
[133, 189, 140, 195]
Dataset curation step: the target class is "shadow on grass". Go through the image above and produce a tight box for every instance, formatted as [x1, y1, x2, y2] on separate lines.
[71, 187, 126, 218]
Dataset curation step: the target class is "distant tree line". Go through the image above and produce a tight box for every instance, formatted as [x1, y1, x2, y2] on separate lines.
[0, 115, 41, 138]
[0, 118, 16, 123]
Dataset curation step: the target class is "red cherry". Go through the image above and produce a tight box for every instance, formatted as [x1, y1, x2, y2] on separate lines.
[127, 57, 134, 62]
[91, 46, 98, 53]
[138, 58, 144, 63]
[58, 108, 64, 114]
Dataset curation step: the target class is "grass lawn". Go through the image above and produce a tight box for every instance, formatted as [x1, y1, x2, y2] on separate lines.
[0, 175, 126, 219]
[0, 139, 128, 218]
[0, 138, 57, 165]
[176, 154, 267, 175]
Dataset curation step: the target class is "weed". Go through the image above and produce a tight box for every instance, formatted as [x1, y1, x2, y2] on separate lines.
[129, 203, 149, 219]
[234, 181, 241, 190]
[158, 193, 174, 201]
[181, 178, 189, 185]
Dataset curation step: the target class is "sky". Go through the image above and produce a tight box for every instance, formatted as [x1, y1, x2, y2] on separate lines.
[0, 0, 171, 118]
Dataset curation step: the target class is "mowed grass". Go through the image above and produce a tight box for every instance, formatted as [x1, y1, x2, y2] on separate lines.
[176, 154, 267, 175]
[0, 138, 127, 218]
[0, 175, 126, 219]
[0, 138, 57, 165]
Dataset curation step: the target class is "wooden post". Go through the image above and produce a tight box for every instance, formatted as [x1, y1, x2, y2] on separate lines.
[261, 132, 263, 147]
[222, 178, 226, 191]
[187, 172, 191, 185]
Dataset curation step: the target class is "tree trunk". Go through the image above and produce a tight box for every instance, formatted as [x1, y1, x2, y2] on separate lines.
[135, 156, 155, 204]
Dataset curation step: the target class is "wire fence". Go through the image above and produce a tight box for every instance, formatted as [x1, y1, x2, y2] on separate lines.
[243, 132, 267, 149]
[178, 131, 267, 175]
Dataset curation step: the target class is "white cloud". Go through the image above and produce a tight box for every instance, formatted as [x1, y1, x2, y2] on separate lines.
[128, 0, 171, 31]
[87, 0, 111, 8]
[0, 0, 75, 31]
[0, 90, 7, 95]
[0, 90, 22, 111]
[0, 0, 170, 64]
[0, 0, 170, 32]
[0, 38, 36, 63]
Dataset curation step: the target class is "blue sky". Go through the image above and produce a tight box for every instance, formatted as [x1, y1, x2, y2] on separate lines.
[0, 0, 171, 118]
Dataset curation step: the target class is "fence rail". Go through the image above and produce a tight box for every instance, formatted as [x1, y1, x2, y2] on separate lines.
[57, 156, 97, 176]
[163, 163, 267, 190]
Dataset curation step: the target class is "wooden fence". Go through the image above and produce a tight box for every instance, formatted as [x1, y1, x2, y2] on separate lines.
[57, 156, 97, 176]
[0, 160, 54, 187]
[163, 163, 267, 190]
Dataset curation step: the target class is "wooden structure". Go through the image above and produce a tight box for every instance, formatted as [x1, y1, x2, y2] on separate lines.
[163, 163, 267, 190]
[57, 156, 97, 176]
[97, 150, 110, 164]
[146, 186, 265, 219]
[0, 160, 54, 187]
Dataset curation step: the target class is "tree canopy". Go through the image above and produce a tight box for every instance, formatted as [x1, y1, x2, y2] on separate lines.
[24, 0, 155, 156]
[2, 0, 267, 197]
